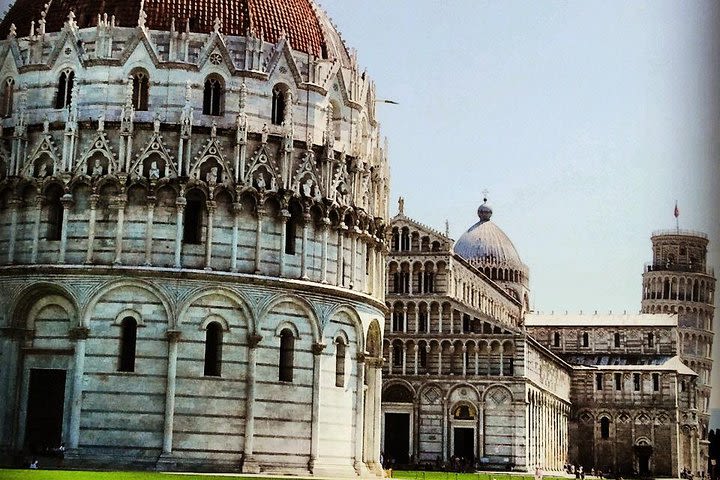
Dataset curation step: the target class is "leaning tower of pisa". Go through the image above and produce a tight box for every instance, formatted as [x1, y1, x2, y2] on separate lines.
[641, 228, 715, 471]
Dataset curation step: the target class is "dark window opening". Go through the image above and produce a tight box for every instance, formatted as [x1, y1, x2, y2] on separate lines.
[55, 70, 74, 109]
[1, 77, 14, 117]
[279, 329, 294, 382]
[633, 373, 641, 391]
[462, 314, 471, 333]
[131, 70, 149, 111]
[392, 311, 404, 332]
[582, 332, 589, 348]
[46, 192, 63, 241]
[203, 322, 223, 377]
[615, 373, 622, 391]
[392, 343, 402, 366]
[183, 195, 204, 244]
[285, 217, 297, 255]
[335, 340, 346, 387]
[647, 333, 655, 349]
[419, 312, 428, 332]
[595, 373, 603, 390]
[203, 76, 223, 116]
[419, 348, 427, 368]
[600, 417, 610, 439]
[553, 332, 561, 348]
[614, 332, 621, 348]
[271, 85, 287, 125]
[119, 317, 138, 372]
[652, 373, 660, 392]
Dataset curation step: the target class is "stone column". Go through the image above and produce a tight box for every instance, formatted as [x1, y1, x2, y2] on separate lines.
[353, 354, 366, 474]
[174, 197, 186, 268]
[449, 309, 454, 334]
[254, 207, 264, 274]
[230, 202, 241, 272]
[242, 335, 262, 473]
[144, 197, 156, 266]
[112, 199, 126, 265]
[462, 345, 467, 376]
[442, 396, 448, 462]
[204, 200, 216, 270]
[320, 218, 330, 283]
[301, 213, 311, 280]
[7, 197, 19, 263]
[85, 194, 99, 263]
[68, 326, 90, 449]
[30, 195, 43, 264]
[401, 342, 407, 375]
[418, 267, 424, 294]
[414, 345, 419, 375]
[161, 330, 181, 455]
[371, 360, 383, 472]
[368, 243, 376, 295]
[438, 304, 444, 333]
[0, 328, 23, 452]
[58, 193, 73, 264]
[349, 230, 357, 289]
[278, 210, 289, 277]
[309, 342, 326, 470]
[403, 306, 408, 333]
[336, 225, 346, 286]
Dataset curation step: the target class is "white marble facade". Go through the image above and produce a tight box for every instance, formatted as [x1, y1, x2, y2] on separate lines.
[0, 1, 389, 477]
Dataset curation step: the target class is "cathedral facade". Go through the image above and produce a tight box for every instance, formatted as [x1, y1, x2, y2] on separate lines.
[0, 0, 389, 477]
[382, 199, 714, 477]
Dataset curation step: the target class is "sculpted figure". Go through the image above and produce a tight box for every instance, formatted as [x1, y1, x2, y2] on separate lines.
[207, 166, 218, 186]
[302, 178, 313, 197]
[92, 160, 103, 177]
[38, 163, 47, 177]
[149, 161, 160, 180]
[261, 123, 269, 144]
[256, 174, 266, 190]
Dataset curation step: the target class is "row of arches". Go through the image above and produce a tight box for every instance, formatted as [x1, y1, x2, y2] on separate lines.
[388, 260, 446, 295]
[390, 226, 443, 253]
[3, 67, 293, 121]
[386, 300, 512, 336]
[452, 275, 519, 326]
[0, 181, 386, 296]
[642, 275, 714, 303]
[383, 338, 516, 377]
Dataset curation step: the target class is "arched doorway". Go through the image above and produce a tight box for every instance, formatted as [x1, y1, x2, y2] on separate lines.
[634, 438, 653, 476]
[381, 383, 414, 466]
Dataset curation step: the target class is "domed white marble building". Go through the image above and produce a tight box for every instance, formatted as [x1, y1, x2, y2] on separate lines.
[0, 0, 389, 476]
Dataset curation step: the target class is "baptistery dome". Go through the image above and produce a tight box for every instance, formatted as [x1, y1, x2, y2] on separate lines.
[0, 0, 388, 477]
[455, 199, 529, 308]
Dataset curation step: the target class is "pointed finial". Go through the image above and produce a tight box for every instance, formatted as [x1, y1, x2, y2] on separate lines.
[8, 23, 16, 39]
[30, 20, 35, 37]
[213, 16, 222, 33]
[482, 188, 489, 204]
[138, 0, 147, 28]
[398, 196, 404, 215]
[445, 220, 450, 237]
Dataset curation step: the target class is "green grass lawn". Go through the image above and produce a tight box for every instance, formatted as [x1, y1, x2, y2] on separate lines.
[0, 470, 285, 480]
[0, 469, 572, 480]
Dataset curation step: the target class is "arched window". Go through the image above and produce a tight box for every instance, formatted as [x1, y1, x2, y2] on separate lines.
[419, 347, 427, 367]
[203, 75, 224, 116]
[335, 338, 346, 387]
[582, 332, 589, 348]
[183, 191, 205, 244]
[1, 77, 14, 117]
[204, 322, 223, 377]
[271, 84, 287, 125]
[46, 187, 63, 241]
[392, 343, 403, 367]
[553, 332, 561, 348]
[55, 69, 75, 109]
[131, 69, 149, 111]
[279, 329, 294, 382]
[600, 417, 610, 439]
[119, 317, 138, 372]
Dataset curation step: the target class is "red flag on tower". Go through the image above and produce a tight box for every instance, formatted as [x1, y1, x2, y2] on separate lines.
[674, 201, 679, 218]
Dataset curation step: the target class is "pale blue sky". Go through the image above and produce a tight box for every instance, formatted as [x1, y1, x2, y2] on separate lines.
[318, 1, 720, 410]
[0, 0, 717, 411]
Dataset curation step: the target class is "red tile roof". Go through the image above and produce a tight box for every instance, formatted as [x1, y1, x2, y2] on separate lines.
[0, 0, 327, 57]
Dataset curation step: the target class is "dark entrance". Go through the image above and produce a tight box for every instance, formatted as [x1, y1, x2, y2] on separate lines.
[25, 369, 66, 454]
[635, 445, 653, 476]
[453, 427, 475, 463]
[384, 413, 410, 465]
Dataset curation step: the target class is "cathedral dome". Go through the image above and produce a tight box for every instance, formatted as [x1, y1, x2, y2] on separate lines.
[454, 199, 526, 271]
[0, 0, 342, 58]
